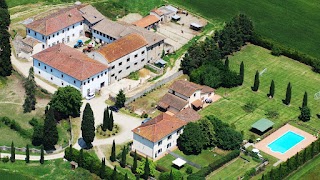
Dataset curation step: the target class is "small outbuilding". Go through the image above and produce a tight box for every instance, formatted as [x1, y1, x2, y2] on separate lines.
[251, 118, 274, 135]
[190, 23, 203, 31]
[172, 158, 186, 169]
[171, 14, 181, 21]
[155, 59, 167, 67]
[70, 161, 78, 170]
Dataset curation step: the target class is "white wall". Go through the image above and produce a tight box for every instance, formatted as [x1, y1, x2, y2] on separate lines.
[80, 70, 108, 96]
[92, 29, 116, 44]
[188, 90, 202, 106]
[132, 133, 154, 158]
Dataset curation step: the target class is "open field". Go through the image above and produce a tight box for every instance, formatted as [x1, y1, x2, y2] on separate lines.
[201, 45, 320, 139]
[169, 0, 320, 59]
[286, 154, 320, 180]
[0, 159, 99, 179]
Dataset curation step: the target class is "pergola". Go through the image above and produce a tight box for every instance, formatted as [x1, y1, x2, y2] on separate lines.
[172, 158, 186, 168]
[251, 118, 274, 135]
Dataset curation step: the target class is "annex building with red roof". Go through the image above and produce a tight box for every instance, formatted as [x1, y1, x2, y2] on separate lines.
[132, 113, 186, 160]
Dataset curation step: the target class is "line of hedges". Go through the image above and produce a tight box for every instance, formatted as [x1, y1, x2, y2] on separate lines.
[250, 33, 320, 73]
[129, 151, 169, 172]
[187, 150, 240, 180]
[0, 116, 32, 139]
[64, 147, 125, 180]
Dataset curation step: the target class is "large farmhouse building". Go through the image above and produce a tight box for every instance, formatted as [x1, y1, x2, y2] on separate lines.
[132, 113, 186, 160]
[33, 44, 108, 97]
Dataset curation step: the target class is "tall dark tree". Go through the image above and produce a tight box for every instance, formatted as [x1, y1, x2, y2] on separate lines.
[42, 108, 59, 150]
[115, 89, 126, 108]
[0, 0, 8, 9]
[302, 91, 308, 108]
[239, 61, 244, 85]
[311, 142, 316, 157]
[0, 29, 12, 77]
[135, 174, 140, 180]
[0, 8, 10, 29]
[251, 70, 260, 91]
[124, 173, 128, 180]
[10, 141, 15, 162]
[299, 106, 311, 122]
[224, 57, 229, 70]
[81, 103, 95, 147]
[23, 67, 37, 113]
[112, 166, 117, 180]
[144, 157, 150, 180]
[108, 110, 114, 131]
[132, 150, 138, 173]
[283, 82, 292, 105]
[32, 124, 43, 146]
[40, 145, 44, 164]
[110, 139, 116, 162]
[169, 170, 174, 180]
[199, 118, 216, 148]
[25, 144, 30, 163]
[78, 149, 83, 167]
[102, 107, 109, 131]
[237, 13, 254, 42]
[68, 144, 73, 160]
[120, 146, 127, 168]
[268, 80, 275, 98]
[99, 158, 106, 179]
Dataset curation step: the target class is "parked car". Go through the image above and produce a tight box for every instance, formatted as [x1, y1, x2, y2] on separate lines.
[109, 106, 119, 112]
[86, 93, 95, 100]
[74, 40, 83, 48]
[83, 44, 94, 53]
[205, 98, 212, 103]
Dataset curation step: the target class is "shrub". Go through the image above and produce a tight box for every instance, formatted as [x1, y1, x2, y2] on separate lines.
[2, 156, 9, 163]
[159, 169, 183, 180]
[242, 101, 257, 113]
[0, 117, 32, 138]
[265, 109, 279, 119]
[186, 167, 193, 174]
[29, 118, 39, 127]
[271, 45, 282, 56]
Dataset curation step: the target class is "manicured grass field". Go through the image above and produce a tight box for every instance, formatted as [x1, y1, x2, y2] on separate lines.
[201, 45, 320, 139]
[285, 154, 320, 180]
[169, 0, 320, 59]
[0, 159, 99, 179]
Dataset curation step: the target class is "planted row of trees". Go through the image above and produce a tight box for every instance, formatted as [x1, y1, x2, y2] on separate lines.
[177, 116, 243, 155]
[9, 142, 44, 164]
[0, 0, 12, 77]
[102, 106, 114, 131]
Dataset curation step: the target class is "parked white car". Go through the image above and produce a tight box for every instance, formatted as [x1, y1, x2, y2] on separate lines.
[86, 93, 95, 100]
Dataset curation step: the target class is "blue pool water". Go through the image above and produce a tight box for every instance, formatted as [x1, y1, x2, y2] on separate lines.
[268, 131, 305, 154]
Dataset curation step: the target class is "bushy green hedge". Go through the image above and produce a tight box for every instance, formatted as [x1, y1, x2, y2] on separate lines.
[250, 34, 320, 73]
[187, 150, 240, 179]
[0, 116, 32, 138]
[64, 147, 124, 180]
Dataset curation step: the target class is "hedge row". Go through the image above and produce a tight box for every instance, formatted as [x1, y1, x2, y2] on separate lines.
[260, 138, 320, 180]
[64, 147, 125, 180]
[0, 116, 32, 138]
[187, 150, 240, 180]
[250, 34, 320, 73]
[129, 151, 169, 172]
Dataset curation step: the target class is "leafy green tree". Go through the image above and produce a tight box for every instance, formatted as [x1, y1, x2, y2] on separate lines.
[102, 107, 109, 131]
[160, 169, 183, 180]
[283, 82, 292, 105]
[42, 108, 59, 150]
[199, 118, 216, 148]
[108, 110, 114, 131]
[112, 166, 117, 180]
[239, 61, 244, 85]
[132, 150, 138, 173]
[124, 173, 128, 180]
[32, 124, 43, 146]
[143, 157, 150, 180]
[40, 145, 44, 164]
[110, 140, 116, 162]
[49, 86, 82, 120]
[177, 122, 205, 154]
[302, 91, 308, 107]
[120, 146, 127, 168]
[0, 0, 8, 9]
[268, 80, 275, 98]
[23, 67, 37, 113]
[251, 70, 260, 91]
[81, 103, 95, 147]
[10, 141, 15, 162]
[78, 149, 83, 167]
[25, 144, 30, 163]
[137, 158, 156, 178]
[299, 106, 311, 122]
[0, 9, 10, 29]
[237, 13, 254, 42]
[115, 89, 126, 108]
[99, 158, 106, 179]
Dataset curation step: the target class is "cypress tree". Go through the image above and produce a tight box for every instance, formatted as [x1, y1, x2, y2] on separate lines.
[294, 152, 299, 169]
[120, 146, 127, 168]
[110, 140, 116, 162]
[302, 148, 307, 163]
[23, 67, 37, 113]
[108, 110, 114, 131]
[42, 108, 59, 150]
[10, 141, 15, 162]
[124, 173, 128, 180]
[268, 80, 275, 98]
[78, 149, 83, 167]
[25, 144, 30, 163]
[102, 107, 109, 131]
[40, 145, 44, 164]
[99, 158, 106, 179]
[261, 174, 265, 180]
[136, 174, 140, 180]
[311, 142, 315, 157]
[239, 61, 244, 85]
[144, 157, 150, 180]
[0, 26, 12, 77]
[169, 170, 174, 180]
[81, 103, 95, 148]
[68, 144, 73, 160]
[224, 57, 229, 70]
[299, 106, 311, 122]
[283, 82, 292, 105]
[251, 70, 259, 91]
[302, 91, 308, 107]
[112, 166, 117, 180]
[132, 150, 138, 173]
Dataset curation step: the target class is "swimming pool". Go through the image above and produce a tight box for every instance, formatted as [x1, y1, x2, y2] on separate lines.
[268, 131, 305, 154]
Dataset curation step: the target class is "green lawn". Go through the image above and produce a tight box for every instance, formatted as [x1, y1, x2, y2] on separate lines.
[201, 45, 320, 139]
[207, 157, 259, 180]
[0, 159, 99, 179]
[169, 0, 320, 59]
[285, 154, 320, 180]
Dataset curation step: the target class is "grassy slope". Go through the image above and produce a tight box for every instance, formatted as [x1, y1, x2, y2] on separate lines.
[169, 0, 320, 59]
[285, 154, 320, 180]
[201, 45, 320, 138]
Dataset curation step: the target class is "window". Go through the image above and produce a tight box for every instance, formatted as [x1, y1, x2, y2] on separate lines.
[53, 34, 55, 37]
[101, 73, 103, 77]
[34, 32, 36, 36]
[50, 69, 52, 72]
[111, 74, 115, 77]
[48, 36, 51, 39]
[88, 80, 90, 83]
[42, 44, 45, 49]
[62, 30, 65, 33]
[167, 143, 171, 148]
[61, 74, 64, 78]
[167, 135, 172, 140]
[105, 72, 107, 75]
[118, 70, 122, 74]
[127, 58, 130, 62]
[28, 29, 30, 33]
[80, 22, 83, 25]
[84, 82, 86, 85]
[158, 141, 162, 146]
[103, 34, 105, 37]
[112, 66, 115, 69]
[126, 66, 130, 69]
[38, 63, 40, 66]
[134, 62, 138, 65]
[119, 62, 122, 66]
[141, 59, 145, 62]
[177, 129, 181, 135]
[57, 41, 59, 44]
[194, 93, 196, 97]
[74, 80, 76, 84]
[62, 82, 64, 86]
[67, 28, 69, 31]
[92, 78, 94, 81]
[51, 77, 53, 80]
[142, 51, 145, 54]
[134, 54, 138, 58]
[158, 148, 162, 153]
[38, 71, 40, 74]
[44, 66, 46, 69]
[73, 25, 75, 29]
[98, 75, 100, 78]
[42, 36, 44, 40]
[72, 34, 75, 37]
[57, 32, 59, 36]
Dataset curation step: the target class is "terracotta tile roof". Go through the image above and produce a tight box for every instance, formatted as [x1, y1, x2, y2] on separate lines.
[79, 5, 105, 24]
[174, 108, 201, 123]
[132, 113, 186, 142]
[97, 33, 148, 63]
[26, 8, 84, 36]
[201, 85, 215, 93]
[151, 9, 165, 16]
[192, 99, 203, 108]
[32, 44, 108, 81]
[158, 93, 188, 111]
[22, 37, 41, 47]
[132, 15, 160, 28]
[170, 80, 202, 97]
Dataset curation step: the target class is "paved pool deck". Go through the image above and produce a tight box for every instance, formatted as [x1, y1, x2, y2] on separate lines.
[254, 124, 317, 161]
